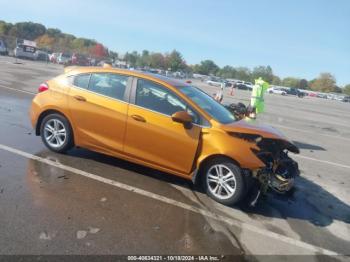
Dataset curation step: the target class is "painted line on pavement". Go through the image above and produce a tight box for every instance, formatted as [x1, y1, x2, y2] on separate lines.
[269, 123, 350, 142]
[0, 84, 36, 95]
[0, 143, 341, 256]
[293, 154, 350, 170]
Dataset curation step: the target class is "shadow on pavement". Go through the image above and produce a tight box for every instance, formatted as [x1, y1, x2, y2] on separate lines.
[240, 176, 350, 227]
[292, 141, 326, 151]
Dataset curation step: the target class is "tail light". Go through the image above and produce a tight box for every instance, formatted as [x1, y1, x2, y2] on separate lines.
[38, 83, 49, 93]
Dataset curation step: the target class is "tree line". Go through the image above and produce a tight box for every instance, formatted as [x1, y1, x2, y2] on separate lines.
[0, 21, 105, 56]
[0, 20, 349, 95]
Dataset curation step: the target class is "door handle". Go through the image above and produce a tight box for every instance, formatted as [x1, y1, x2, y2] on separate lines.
[131, 114, 146, 122]
[73, 95, 86, 102]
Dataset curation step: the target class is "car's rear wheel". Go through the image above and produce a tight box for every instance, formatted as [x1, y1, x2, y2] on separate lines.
[40, 113, 74, 153]
[204, 158, 245, 206]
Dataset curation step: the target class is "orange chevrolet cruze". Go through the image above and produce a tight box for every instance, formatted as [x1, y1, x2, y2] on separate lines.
[30, 66, 300, 205]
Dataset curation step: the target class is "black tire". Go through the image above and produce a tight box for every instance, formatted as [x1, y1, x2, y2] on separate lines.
[203, 157, 246, 206]
[40, 113, 74, 153]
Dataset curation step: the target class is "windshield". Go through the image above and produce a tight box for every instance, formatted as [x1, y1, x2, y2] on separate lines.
[178, 85, 236, 124]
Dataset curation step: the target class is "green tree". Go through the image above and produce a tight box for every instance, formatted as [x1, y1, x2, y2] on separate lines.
[271, 75, 281, 85]
[343, 84, 350, 95]
[217, 65, 236, 79]
[124, 51, 139, 67]
[0, 21, 12, 35]
[165, 50, 185, 71]
[298, 79, 309, 89]
[235, 67, 251, 82]
[46, 28, 62, 38]
[71, 38, 86, 51]
[109, 50, 118, 60]
[282, 77, 300, 88]
[251, 65, 273, 83]
[333, 86, 342, 93]
[13, 22, 46, 40]
[308, 79, 316, 87]
[193, 60, 219, 75]
[149, 52, 165, 69]
[310, 73, 337, 93]
[136, 50, 151, 68]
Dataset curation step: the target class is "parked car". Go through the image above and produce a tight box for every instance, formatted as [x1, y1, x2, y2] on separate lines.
[316, 93, 328, 99]
[286, 88, 306, 98]
[342, 96, 350, 102]
[57, 53, 72, 65]
[0, 40, 8, 55]
[235, 81, 253, 91]
[308, 92, 317, 97]
[206, 78, 223, 87]
[334, 95, 345, 101]
[244, 82, 253, 90]
[268, 87, 287, 95]
[34, 50, 49, 61]
[30, 67, 299, 206]
[14, 44, 36, 60]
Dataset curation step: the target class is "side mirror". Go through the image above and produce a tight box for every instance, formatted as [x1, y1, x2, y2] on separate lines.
[171, 111, 193, 127]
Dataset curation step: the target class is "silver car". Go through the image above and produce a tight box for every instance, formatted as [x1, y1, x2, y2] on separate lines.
[14, 44, 36, 60]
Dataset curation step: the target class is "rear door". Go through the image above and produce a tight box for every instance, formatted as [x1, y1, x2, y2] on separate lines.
[124, 78, 202, 175]
[68, 72, 131, 153]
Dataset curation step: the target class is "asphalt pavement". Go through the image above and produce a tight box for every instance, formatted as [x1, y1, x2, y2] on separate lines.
[0, 56, 349, 261]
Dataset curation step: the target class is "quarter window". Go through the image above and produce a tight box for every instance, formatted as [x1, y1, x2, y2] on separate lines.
[136, 79, 201, 124]
[88, 73, 128, 101]
[73, 74, 90, 89]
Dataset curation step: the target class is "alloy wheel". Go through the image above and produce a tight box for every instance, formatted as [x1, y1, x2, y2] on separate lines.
[43, 119, 67, 148]
[207, 164, 237, 200]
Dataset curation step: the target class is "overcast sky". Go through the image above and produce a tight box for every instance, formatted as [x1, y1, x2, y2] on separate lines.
[1, 0, 349, 85]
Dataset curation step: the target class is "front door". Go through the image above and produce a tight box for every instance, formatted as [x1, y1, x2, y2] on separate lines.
[124, 79, 202, 175]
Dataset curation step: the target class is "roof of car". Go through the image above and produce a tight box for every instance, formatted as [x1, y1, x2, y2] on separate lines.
[65, 66, 190, 88]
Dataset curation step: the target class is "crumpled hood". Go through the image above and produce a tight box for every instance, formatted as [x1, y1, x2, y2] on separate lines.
[221, 119, 286, 139]
[221, 119, 299, 153]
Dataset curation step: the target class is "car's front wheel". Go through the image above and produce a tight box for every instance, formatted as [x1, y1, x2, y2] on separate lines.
[204, 158, 246, 206]
[40, 113, 74, 153]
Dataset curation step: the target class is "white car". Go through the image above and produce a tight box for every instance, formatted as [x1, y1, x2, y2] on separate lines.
[268, 87, 287, 95]
[206, 79, 223, 87]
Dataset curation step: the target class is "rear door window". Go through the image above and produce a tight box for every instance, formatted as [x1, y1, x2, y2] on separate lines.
[88, 73, 128, 101]
[73, 74, 90, 89]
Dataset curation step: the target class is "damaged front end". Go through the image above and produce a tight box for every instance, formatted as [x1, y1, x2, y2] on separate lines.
[222, 120, 300, 204]
[251, 137, 300, 195]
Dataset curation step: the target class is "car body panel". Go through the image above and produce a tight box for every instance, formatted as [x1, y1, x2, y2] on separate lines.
[124, 104, 201, 175]
[221, 119, 287, 140]
[14, 45, 36, 60]
[195, 127, 264, 170]
[30, 76, 71, 129]
[67, 85, 129, 153]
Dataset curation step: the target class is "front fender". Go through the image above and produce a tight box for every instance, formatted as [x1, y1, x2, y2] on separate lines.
[196, 129, 265, 171]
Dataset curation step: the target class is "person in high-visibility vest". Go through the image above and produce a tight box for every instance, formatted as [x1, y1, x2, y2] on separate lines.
[250, 77, 269, 114]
